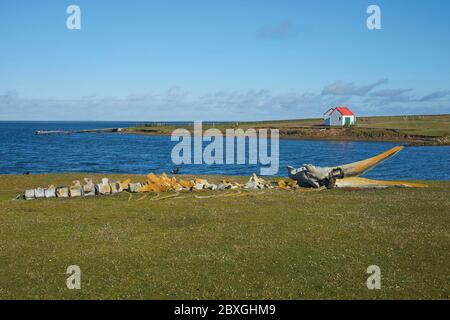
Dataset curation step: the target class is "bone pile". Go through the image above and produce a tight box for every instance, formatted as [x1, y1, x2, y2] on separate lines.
[24, 178, 129, 200]
[23, 174, 263, 200]
[244, 173, 274, 189]
[23, 173, 300, 200]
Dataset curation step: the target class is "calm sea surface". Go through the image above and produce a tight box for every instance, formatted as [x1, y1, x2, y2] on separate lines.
[1, 121, 449, 180]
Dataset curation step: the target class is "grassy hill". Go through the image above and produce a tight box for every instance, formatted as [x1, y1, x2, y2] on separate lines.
[0, 173, 448, 299]
[124, 114, 450, 145]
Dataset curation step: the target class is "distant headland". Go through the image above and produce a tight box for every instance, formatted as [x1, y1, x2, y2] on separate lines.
[121, 114, 450, 146]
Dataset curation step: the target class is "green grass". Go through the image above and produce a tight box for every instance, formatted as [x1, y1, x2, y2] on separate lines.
[0, 173, 449, 299]
[355, 115, 450, 137]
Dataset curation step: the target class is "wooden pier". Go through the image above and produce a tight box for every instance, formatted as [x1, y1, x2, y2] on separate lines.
[34, 128, 123, 135]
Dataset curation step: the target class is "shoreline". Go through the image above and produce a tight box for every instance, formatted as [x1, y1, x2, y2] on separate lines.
[118, 114, 450, 146]
[119, 130, 450, 146]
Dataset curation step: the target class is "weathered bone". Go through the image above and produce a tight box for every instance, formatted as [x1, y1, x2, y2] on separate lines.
[45, 186, 56, 198]
[119, 179, 131, 192]
[83, 178, 96, 196]
[334, 177, 428, 189]
[128, 182, 142, 193]
[69, 181, 83, 197]
[338, 146, 404, 177]
[245, 173, 273, 189]
[56, 187, 69, 198]
[25, 189, 35, 200]
[34, 187, 45, 198]
[288, 146, 426, 189]
[96, 178, 111, 195]
[22, 152, 427, 201]
[109, 181, 120, 194]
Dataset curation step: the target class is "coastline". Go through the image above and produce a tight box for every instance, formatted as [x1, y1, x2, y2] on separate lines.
[119, 129, 450, 146]
[118, 114, 450, 146]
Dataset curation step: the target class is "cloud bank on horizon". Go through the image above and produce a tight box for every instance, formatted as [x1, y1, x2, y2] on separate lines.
[1, 79, 449, 121]
[0, 0, 449, 121]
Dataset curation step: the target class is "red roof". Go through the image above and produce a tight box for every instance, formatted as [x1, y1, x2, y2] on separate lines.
[324, 106, 355, 116]
[335, 106, 354, 116]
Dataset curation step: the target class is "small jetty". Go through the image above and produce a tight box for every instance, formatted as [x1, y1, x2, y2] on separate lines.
[35, 128, 123, 135]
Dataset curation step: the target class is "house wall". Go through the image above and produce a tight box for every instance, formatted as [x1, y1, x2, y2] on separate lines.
[324, 112, 356, 126]
[344, 115, 356, 125]
[330, 111, 342, 126]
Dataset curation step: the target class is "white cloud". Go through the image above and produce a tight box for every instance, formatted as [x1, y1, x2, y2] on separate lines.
[419, 90, 450, 102]
[1, 81, 449, 121]
[322, 79, 388, 96]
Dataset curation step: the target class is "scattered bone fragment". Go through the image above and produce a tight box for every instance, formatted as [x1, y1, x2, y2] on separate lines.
[45, 185, 56, 198]
[138, 181, 171, 193]
[193, 183, 205, 190]
[277, 179, 287, 190]
[83, 178, 96, 196]
[119, 179, 131, 192]
[179, 180, 194, 190]
[69, 180, 83, 197]
[245, 174, 259, 189]
[217, 183, 229, 191]
[136, 174, 213, 193]
[245, 180, 257, 189]
[25, 189, 35, 200]
[245, 173, 272, 189]
[34, 187, 45, 198]
[194, 179, 208, 189]
[136, 173, 179, 193]
[173, 184, 184, 192]
[109, 181, 120, 194]
[288, 180, 299, 189]
[128, 182, 142, 193]
[56, 187, 69, 198]
[277, 179, 298, 190]
[209, 184, 218, 191]
[96, 178, 111, 195]
[219, 183, 229, 190]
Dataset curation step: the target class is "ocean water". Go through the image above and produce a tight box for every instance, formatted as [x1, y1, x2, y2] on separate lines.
[0, 121, 449, 180]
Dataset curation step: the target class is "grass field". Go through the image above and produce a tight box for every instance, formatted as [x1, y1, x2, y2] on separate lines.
[0, 173, 449, 299]
[125, 114, 450, 145]
[355, 115, 450, 137]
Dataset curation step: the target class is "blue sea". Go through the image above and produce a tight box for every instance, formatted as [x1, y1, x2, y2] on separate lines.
[1, 121, 449, 180]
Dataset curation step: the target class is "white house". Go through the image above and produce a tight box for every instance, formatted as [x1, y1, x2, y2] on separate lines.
[323, 106, 356, 126]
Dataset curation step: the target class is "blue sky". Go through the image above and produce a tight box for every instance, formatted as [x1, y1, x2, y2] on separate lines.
[1, 0, 449, 121]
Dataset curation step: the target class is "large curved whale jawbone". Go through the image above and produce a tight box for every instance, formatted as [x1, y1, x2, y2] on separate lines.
[338, 146, 404, 177]
[287, 146, 427, 189]
[335, 177, 428, 189]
